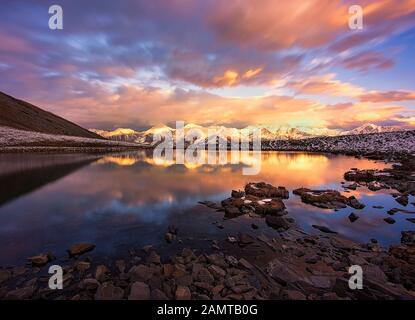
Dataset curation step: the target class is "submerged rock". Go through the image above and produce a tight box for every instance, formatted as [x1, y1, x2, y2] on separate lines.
[312, 225, 337, 234]
[265, 216, 291, 231]
[384, 217, 396, 224]
[348, 212, 359, 223]
[28, 253, 53, 267]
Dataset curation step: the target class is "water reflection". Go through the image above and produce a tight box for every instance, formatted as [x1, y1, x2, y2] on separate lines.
[0, 151, 412, 266]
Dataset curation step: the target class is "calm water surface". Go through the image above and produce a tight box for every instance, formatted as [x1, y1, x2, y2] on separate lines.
[0, 151, 413, 266]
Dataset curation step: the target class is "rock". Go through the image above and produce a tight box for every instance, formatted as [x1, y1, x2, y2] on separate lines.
[293, 188, 349, 209]
[348, 196, 365, 209]
[406, 218, 415, 224]
[388, 208, 415, 215]
[128, 281, 150, 300]
[373, 205, 384, 209]
[0, 269, 11, 284]
[401, 231, 415, 245]
[146, 251, 161, 264]
[68, 243, 95, 256]
[231, 190, 245, 198]
[227, 236, 238, 243]
[344, 183, 358, 190]
[224, 206, 242, 219]
[344, 169, 377, 182]
[245, 182, 289, 199]
[368, 181, 386, 191]
[396, 195, 409, 206]
[251, 223, 259, 229]
[129, 265, 154, 281]
[165, 232, 175, 243]
[95, 283, 124, 300]
[384, 217, 396, 224]
[312, 225, 337, 234]
[208, 265, 226, 278]
[95, 265, 110, 282]
[28, 253, 53, 267]
[348, 212, 359, 222]
[310, 276, 332, 289]
[348, 255, 367, 265]
[225, 255, 239, 267]
[265, 215, 290, 230]
[175, 285, 191, 300]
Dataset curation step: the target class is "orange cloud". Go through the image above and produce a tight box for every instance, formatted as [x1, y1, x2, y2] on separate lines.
[288, 74, 364, 97]
[359, 91, 415, 102]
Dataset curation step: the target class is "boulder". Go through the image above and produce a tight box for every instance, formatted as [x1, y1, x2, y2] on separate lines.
[245, 182, 289, 199]
[95, 283, 124, 300]
[128, 281, 150, 300]
[265, 215, 290, 230]
[401, 231, 415, 245]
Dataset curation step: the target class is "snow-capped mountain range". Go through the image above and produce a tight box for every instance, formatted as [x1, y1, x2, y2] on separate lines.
[90, 123, 406, 144]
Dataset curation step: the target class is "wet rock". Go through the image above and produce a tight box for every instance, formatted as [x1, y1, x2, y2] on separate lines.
[401, 231, 415, 245]
[142, 245, 154, 254]
[384, 217, 396, 224]
[175, 285, 191, 300]
[406, 218, 415, 224]
[28, 253, 53, 267]
[348, 196, 365, 209]
[265, 215, 290, 230]
[312, 225, 337, 234]
[251, 223, 259, 230]
[225, 256, 239, 267]
[373, 205, 384, 209]
[128, 281, 150, 300]
[368, 181, 387, 191]
[12, 266, 28, 277]
[293, 188, 346, 209]
[231, 190, 245, 198]
[396, 195, 409, 206]
[344, 183, 358, 190]
[388, 208, 415, 215]
[224, 206, 242, 219]
[227, 236, 237, 243]
[344, 169, 377, 182]
[245, 182, 289, 199]
[68, 243, 95, 256]
[348, 212, 359, 222]
[95, 282, 124, 300]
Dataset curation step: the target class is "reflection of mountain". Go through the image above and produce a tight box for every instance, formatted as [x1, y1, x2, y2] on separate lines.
[0, 154, 101, 206]
[91, 123, 407, 145]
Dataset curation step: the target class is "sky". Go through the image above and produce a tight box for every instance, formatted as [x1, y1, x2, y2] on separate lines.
[0, 0, 414, 130]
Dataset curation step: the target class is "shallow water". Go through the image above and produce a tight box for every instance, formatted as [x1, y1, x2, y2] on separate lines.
[0, 151, 413, 266]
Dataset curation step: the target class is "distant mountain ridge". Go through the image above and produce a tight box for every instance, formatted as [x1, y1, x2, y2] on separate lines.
[90, 123, 408, 144]
[0, 91, 104, 139]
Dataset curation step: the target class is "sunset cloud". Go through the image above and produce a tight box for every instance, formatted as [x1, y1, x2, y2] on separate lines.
[0, 0, 413, 130]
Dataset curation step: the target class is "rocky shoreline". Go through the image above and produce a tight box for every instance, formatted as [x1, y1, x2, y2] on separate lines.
[1, 153, 415, 300]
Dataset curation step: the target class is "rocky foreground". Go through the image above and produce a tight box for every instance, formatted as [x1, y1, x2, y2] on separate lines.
[1, 155, 415, 300]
